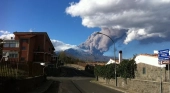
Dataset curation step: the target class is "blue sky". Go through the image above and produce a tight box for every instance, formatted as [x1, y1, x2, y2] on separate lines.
[1, 0, 170, 59]
[0, 0, 99, 44]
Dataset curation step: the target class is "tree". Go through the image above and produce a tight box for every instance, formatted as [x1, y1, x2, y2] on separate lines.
[58, 51, 66, 63]
[94, 64, 115, 80]
[118, 58, 136, 79]
[58, 51, 83, 64]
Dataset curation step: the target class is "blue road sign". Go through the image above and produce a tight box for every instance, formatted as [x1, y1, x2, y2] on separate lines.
[158, 49, 169, 60]
[158, 53, 169, 57]
[159, 57, 169, 60]
[159, 49, 169, 54]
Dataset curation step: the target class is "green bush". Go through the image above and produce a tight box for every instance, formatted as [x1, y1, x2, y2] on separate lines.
[94, 57, 136, 80]
[94, 64, 117, 79]
[118, 59, 136, 79]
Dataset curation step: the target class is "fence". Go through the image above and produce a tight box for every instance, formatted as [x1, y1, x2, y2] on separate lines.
[0, 62, 28, 79]
[0, 62, 44, 78]
[0, 61, 45, 92]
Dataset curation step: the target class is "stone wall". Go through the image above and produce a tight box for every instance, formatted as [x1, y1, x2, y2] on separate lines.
[135, 63, 170, 82]
[98, 77, 170, 93]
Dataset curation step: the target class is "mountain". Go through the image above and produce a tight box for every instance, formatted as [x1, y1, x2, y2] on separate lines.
[63, 48, 111, 62]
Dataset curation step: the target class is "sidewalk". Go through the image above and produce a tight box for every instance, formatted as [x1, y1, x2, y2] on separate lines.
[27, 80, 53, 93]
[90, 80, 136, 93]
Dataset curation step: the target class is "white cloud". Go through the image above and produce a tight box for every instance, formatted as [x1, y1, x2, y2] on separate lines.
[51, 39, 80, 51]
[29, 29, 33, 32]
[124, 28, 165, 44]
[0, 30, 35, 40]
[0, 30, 15, 40]
[66, 0, 170, 44]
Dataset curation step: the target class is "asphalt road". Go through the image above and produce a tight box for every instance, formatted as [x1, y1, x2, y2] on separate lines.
[46, 67, 123, 93]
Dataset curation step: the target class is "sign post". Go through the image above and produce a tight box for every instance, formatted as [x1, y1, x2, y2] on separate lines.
[158, 49, 169, 93]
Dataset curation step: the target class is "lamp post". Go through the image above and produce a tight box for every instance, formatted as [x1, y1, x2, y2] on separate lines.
[96, 32, 117, 86]
[40, 63, 47, 75]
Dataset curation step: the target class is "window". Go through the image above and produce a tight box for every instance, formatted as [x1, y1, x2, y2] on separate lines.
[9, 54, 18, 58]
[22, 46, 26, 50]
[3, 43, 9, 47]
[21, 39, 28, 43]
[143, 67, 146, 74]
[3, 51, 18, 58]
[21, 57, 25, 61]
[37, 46, 40, 51]
[3, 41, 19, 48]
[10, 43, 16, 47]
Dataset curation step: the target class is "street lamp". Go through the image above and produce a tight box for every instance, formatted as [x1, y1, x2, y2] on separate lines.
[40, 63, 47, 75]
[96, 32, 117, 86]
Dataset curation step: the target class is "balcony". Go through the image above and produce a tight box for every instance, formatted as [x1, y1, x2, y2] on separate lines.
[33, 49, 44, 53]
[33, 58, 44, 62]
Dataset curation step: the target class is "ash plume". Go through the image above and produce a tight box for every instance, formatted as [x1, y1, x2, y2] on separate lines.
[79, 27, 127, 55]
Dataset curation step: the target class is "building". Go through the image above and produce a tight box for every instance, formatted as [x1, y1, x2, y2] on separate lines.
[106, 59, 119, 65]
[2, 32, 55, 63]
[135, 54, 170, 82]
[106, 51, 122, 65]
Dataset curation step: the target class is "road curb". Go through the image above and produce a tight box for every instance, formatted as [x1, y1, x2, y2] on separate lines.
[90, 80, 126, 93]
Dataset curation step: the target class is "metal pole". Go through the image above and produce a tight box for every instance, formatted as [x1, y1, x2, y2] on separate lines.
[168, 59, 169, 81]
[169, 59, 170, 93]
[43, 66, 46, 75]
[160, 62, 162, 93]
[114, 43, 117, 86]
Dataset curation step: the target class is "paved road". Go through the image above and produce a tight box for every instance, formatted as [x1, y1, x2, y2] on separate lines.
[46, 67, 123, 93]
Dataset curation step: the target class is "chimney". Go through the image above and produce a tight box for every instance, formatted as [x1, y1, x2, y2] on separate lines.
[154, 50, 158, 54]
[11, 37, 13, 40]
[119, 50, 122, 63]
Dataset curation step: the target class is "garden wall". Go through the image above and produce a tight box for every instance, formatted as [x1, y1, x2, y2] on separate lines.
[98, 77, 170, 93]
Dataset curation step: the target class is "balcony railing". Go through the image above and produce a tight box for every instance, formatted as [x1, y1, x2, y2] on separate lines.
[33, 58, 44, 62]
[33, 49, 44, 53]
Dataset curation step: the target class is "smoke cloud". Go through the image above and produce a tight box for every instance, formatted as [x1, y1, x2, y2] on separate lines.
[79, 28, 127, 55]
[66, 0, 170, 44]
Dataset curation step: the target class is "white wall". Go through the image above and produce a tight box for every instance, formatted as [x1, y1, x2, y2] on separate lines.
[135, 55, 166, 67]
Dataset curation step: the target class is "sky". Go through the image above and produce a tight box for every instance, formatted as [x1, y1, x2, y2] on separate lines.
[1, 0, 170, 59]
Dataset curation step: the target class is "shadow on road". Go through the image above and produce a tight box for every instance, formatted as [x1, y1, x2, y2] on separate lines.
[46, 66, 95, 93]
[45, 81, 60, 93]
[47, 66, 95, 77]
